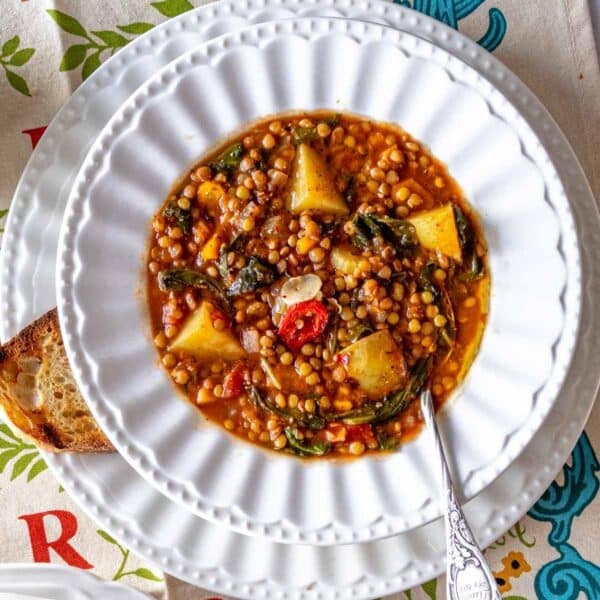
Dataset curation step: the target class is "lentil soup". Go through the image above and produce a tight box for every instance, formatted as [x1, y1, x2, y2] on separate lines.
[147, 112, 489, 458]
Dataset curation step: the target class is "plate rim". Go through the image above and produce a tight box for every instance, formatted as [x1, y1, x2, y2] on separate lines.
[55, 15, 582, 545]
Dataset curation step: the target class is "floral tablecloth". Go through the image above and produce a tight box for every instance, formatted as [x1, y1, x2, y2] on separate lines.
[1, 1, 600, 599]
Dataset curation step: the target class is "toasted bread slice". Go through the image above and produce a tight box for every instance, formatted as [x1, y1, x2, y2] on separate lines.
[0, 308, 113, 452]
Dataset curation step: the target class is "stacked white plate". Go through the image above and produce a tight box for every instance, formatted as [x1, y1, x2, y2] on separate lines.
[2, 2, 599, 599]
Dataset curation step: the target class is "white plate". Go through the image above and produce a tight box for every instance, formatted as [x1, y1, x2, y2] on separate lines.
[0, 563, 149, 599]
[57, 16, 579, 545]
[2, 0, 599, 597]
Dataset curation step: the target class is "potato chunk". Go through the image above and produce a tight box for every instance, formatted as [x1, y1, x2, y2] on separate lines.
[408, 204, 462, 262]
[337, 330, 407, 398]
[330, 246, 363, 275]
[287, 144, 349, 215]
[169, 301, 245, 363]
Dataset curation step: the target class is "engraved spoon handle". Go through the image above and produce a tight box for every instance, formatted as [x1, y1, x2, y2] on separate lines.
[420, 390, 502, 600]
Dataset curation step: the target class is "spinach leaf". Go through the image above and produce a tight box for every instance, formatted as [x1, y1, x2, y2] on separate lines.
[348, 322, 374, 343]
[285, 427, 331, 456]
[419, 261, 440, 301]
[209, 142, 243, 174]
[376, 431, 401, 451]
[344, 176, 356, 207]
[157, 269, 230, 309]
[248, 386, 326, 430]
[327, 313, 340, 357]
[216, 234, 245, 280]
[350, 214, 371, 250]
[228, 257, 276, 296]
[324, 113, 341, 128]
[163, 202, 191, 234]
[454, 206, 484, 281]
[350, 214, 417, 255]
[293, 126, 318, 145]
[334, 357, 432, 425]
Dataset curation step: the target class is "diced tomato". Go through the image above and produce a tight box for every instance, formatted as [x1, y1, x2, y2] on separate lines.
[278, 300, 328, 351]
[346, 424, 376, 445]
[325, 422, 347, 443]
[222, 363, 246, 399]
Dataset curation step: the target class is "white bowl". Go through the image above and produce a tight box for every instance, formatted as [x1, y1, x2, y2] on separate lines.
[56, 17, 579, 545]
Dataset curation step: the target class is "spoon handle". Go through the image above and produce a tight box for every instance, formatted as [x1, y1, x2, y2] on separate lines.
[420, 390, 502, 600]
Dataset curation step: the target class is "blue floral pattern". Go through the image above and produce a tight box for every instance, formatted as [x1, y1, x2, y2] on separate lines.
[393, 0, 507, 51]
[528, 433, 600, 600]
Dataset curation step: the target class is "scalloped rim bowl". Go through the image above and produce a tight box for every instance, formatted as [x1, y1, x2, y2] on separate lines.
[56, 17, 580, 545]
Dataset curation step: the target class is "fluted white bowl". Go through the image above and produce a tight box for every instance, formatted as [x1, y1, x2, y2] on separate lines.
[56, 17, 579, 545]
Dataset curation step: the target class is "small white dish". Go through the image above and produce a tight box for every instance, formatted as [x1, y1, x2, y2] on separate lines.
[56, 16, 579, 545]
[0, 563, 149, 600]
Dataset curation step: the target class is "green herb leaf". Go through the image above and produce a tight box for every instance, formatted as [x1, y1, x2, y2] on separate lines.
[26, 458, 48, 482]
[81, 52, 101, 80]
[350, 214, 370, 250]
[8, 48, 34, 66]
[335, 357, 432, 425]
[454, 206, 483, 281]
[151, 0, 194, 18]
[377, 431, 401, 451]
[2, 36, 20, 57]
[209, 142, 243, 174]
[158, 269, 228, 307]
[293, 126, 318, 145]
[419, 261, 439, 300]
[163, 202, 191, 234]
[131, 568, 163, 581]
[46, 10, 88, 38]
[117, 22, 154, 35]
[92, 30, 128, 47]
[327, 313, 339, 356]
[285, 428, 330, 456]
[59, 45, 88, 71]
[324, 113, 341, 128]
[348, 322, 374, 343]
[11, 452, 37, 480]
[228, 257, 276, 296]
[5, 69, 30, 96]
[249, 386, 326, 430]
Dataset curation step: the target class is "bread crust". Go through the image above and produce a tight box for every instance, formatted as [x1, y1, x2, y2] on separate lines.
[0, 308, 114, 452]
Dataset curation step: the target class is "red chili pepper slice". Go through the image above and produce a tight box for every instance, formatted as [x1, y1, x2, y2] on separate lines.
[278, 300, 329, 351]
[222, 363, 246, 399]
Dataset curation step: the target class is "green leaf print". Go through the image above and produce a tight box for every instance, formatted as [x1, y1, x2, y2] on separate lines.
[9, 48, 35, 66]
[151, 0, 194, 18]
[97, 529, 163, 582]
[2, 36, 20, 57]
[11, 451, 38, 480]
[46, 9, 161, 82]
[117, 23, 154, 35]
[5, 70, 30, 96]
[0, 208, 9, 233]
[131, 568, 163, 581]
[46, 9, 88, 37]
[422, 578, 437, 599]
[27, 458, 48, 481]
[81, 52, 102, 80]
[91, 30, 128, 47]
[0, 424, 47, 482]
[0, 36, 35, 97]
[59, 45, 88, 71]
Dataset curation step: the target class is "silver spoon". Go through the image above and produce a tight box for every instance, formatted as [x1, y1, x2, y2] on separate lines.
[420, 389, 502, 600]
